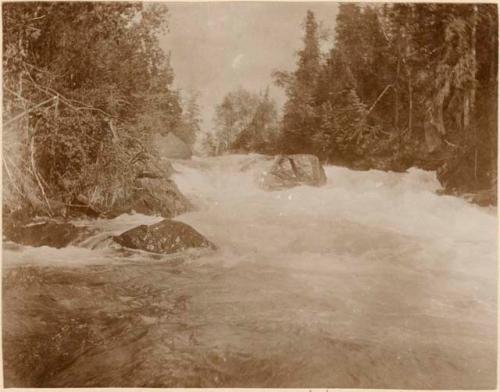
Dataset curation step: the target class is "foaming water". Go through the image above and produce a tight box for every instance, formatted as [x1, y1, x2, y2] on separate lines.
[3, 154, 497, 388]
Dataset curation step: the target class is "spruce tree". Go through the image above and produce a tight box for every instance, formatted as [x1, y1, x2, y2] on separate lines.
[276, 10, 321, 154]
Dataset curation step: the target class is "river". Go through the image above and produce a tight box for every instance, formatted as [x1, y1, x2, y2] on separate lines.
[2, 154, 497, 388]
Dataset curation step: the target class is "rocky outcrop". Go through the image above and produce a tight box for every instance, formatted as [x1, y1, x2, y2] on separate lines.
[115, 151, 191, 218]
[113, 219, 215, 254]
[154, 132, 192, 160]
[116, 177, 192, 219]
[63, 156, 186, 219]
[67, 172, 190, 220]
[136, 157, 175, 179]
[259, 154, 327, 190]
[436, 153, 483, 196]
[3, 220, 90, 248]
[98, 156, 190, 219]
[436, 152, 497, 207]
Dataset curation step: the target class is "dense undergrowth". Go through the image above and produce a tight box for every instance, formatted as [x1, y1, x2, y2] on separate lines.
[2, 2, 199, 219]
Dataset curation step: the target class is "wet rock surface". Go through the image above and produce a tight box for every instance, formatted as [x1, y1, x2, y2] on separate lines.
[113, 219, 215, 254]
[3, 220, 91, 248]
[259, 154, 327, 190]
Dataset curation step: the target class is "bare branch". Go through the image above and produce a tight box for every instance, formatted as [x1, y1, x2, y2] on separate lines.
[367, 84, 393, 115]
[30, 136, 54, 216]
[3, 96, 56, 127]
[22, 63, 117, 119]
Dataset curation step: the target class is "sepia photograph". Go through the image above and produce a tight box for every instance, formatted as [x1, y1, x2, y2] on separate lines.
[1, 1, 498, 389]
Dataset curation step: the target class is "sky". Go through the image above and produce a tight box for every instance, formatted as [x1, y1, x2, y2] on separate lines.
[160, 2, 339, 131]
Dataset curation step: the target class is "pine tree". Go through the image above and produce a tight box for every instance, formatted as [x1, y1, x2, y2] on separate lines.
[175, 91, 202, 147]
[275, 10, 321, 154]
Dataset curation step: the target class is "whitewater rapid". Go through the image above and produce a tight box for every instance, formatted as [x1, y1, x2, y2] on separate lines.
[2, 154, 497, 388]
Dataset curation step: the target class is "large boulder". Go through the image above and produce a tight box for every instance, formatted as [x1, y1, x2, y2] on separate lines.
[436, 155, 477, 195]
[3, 220, 90, 248]
[113, 219, 215, 254]
[11, 157, 189, 221]
[118, 177, 192, 218]
[154, 132, 192, 160]
[259, 154, 327, 190]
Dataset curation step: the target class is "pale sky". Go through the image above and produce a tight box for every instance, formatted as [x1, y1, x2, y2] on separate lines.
[160, 2, 339, 131]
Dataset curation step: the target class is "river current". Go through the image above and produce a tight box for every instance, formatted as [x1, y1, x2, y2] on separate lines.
[3, 154, 497, 388]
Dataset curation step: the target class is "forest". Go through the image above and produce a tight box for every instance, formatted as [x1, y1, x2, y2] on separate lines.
[3, 2, 200, 219]
[204, 3, 498, 205]
[3, 2, 498, 222]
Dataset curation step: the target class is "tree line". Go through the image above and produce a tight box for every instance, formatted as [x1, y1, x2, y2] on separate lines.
[199, 87, 280, 155]
[206, 4, 497, 199]
[3, 2, 201, 217]
[3, 3, 497, 214]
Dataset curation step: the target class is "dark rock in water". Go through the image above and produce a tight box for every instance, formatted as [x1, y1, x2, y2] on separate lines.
[3, 220, 89, 248]
[66, 194, 102, 218]
[437, 155, 480, 195]
[436, 152, 497, 207]
[259, 154, 327, 190]
[113, 219, 215, 254]
[459, 189, 497, 207]
[437, 186, 497, 207]
[468, 189, 497, 207]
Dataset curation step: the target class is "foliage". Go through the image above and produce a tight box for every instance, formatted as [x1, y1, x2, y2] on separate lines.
[212, 87, 279, 155]
[273, 10, 321, 154]
[195, 130, 218, 157]
[270, 5, 497, 197]
[231, 88, 280, 154]
[174, 91, 202, 147]
[2, 2, 189, 216]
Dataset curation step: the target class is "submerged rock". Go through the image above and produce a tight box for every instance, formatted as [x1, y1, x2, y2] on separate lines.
[3, 220, 89, 248]
[259, 154, 327, 190]
[113, 219, 215, 254]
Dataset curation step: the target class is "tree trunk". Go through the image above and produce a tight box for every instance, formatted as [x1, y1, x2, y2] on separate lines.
[395, 57, 400, 132]
[30, 135, 54, 216]
[471, 4, 478, 184]
[405, 8, 413, 137]
[408, 73, 413, 137]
